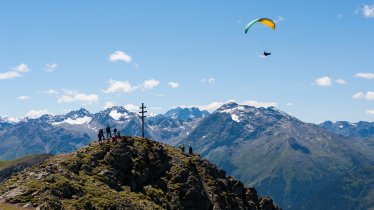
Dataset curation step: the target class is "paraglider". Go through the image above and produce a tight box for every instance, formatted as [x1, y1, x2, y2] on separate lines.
[263, 51, 271, 56]
[244, 18, 276, 33]
[244, 18, 276, 56]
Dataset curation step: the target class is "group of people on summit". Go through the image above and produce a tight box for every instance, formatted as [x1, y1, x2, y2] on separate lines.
[98, 125, 121, 145]
[178, 143, 193, 155]
[97, 125, 194, 155]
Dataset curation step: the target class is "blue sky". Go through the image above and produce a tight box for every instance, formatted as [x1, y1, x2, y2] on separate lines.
[0, 0, 373, 123]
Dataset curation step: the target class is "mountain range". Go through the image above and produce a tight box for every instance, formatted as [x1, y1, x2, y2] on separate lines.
[180, 102, 374, 209]
[0, 103, 373, 209]
[0, 106, 208, 159]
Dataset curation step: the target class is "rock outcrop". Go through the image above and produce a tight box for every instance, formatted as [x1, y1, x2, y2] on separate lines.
[0, 137, 280, 210]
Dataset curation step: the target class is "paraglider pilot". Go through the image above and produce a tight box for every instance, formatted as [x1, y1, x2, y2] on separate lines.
[263, 51, 271, 56]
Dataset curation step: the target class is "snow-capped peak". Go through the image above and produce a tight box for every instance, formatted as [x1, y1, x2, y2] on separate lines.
[66, 108, 91, 119]
[164, 107, 209, 121]
[0, 116, 21, 123]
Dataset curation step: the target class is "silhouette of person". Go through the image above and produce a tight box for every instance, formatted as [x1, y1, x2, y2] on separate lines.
[106, 125, 112, 139]
[117, 131, 121, 138]
[98, 129, 103, 145]
[189, 142, 193, 155]
[181, 144, 185, 153]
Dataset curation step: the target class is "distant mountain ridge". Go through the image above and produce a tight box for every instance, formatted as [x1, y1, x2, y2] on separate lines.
[319, 120, 374, 140]
[163, 107, 210, 121]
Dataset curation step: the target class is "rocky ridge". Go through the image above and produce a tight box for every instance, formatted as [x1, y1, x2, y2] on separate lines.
[0, 137, 280, 210]
[0, 154, 51, 183]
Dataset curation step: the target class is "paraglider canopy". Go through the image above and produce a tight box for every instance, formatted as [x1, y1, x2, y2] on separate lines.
[244, 18, 276, 34]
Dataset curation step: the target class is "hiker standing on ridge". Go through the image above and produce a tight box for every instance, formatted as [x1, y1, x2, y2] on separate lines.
[189, 142, 193, 155]
[98, 129, 104, 145]
[181, 144, 185, 153]
[106, 125, 112, 139]
[113, 128, 117, 137]
[117, 130, 121, 138]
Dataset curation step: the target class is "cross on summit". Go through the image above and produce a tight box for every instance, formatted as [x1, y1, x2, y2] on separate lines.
[139, 103, 147, 138]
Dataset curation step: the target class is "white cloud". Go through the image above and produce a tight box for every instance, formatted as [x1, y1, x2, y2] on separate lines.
[242, 100, 277, 108]
[197, 101, 225, 112]
[274, 16, 285, 23]
[353, 92, 365, 99]
[366, 109, 374, 115]
[286, 102, 294, 106]
[0, 64, 29, 80]
[0, 71, 21, 80]
[109, 51, 132, 63]
[57, 90, 99, 104]
[168, 81, 179, 88]
[143, 79, 160, 89]
[105, 79, 138, 93]
[353, 91, 374, 100]
[362, 4, 374, 18]
[124, 104, 139, 112]
[45, 63, 58, 72]
[25, 109, 51, 119]
[335, 79, 346, 85]
[201, 78, 215, 84]
[355, 73, 374, 79]
[18, 96, 31, 100]
[46, 89, 59, 95]
[12, 64, 29, 73]
[314, 76, 332, 86]
[104, 101, 116, 109]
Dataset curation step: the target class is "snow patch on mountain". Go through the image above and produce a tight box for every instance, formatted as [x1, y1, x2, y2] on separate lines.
[231, 114, 240, 122]
[109, 110, 130, 120]
[52, 116, 92, 125]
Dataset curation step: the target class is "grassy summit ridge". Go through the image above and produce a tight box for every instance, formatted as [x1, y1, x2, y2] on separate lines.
[0, 137, 280, 210]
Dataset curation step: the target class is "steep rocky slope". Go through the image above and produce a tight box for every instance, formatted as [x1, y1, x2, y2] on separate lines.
[181, 102, 373, 209]
[0, 154, 50, 183]
[0, 137, 280, 210]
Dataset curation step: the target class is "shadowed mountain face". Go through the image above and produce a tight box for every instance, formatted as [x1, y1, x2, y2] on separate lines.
[0, 118, 13, 132]
[0, 107, 208, 160]
[181, 102, 374, 209]
[297, 166, 374, 210]
[0, 138, 280, 210]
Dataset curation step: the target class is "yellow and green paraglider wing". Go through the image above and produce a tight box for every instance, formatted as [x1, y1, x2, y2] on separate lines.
[244, 18, 276, 34]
